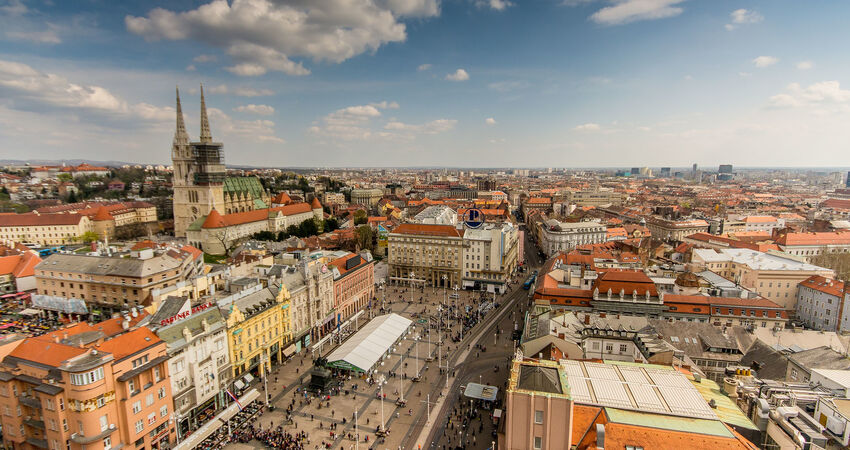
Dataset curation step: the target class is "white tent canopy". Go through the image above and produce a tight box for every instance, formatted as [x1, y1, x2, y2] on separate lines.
[326, 313, 412, 373]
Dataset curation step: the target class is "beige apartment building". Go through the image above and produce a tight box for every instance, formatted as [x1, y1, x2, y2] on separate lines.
[462, 223, 519, 293]
[0, 214, 94, 246]
[34, 251, 201, 315]
[691, 248, 834, 311]
[388, 223, 465, 288]
[645, 217, 709, 242]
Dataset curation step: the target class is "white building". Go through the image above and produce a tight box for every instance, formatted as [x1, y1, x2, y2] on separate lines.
[279, 259, 335, 350]
[461, 222, 519, 293]
[150, 298, 231, 440]
[413, 205, 457, 225]
[740, 215, 786, 233]
[537, 219, 606, 256]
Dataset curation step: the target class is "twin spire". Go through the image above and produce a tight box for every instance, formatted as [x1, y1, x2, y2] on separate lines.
[174, 84, 213, 146]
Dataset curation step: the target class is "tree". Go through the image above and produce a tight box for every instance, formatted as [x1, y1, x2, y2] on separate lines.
[354, 209, 367, 225]
[324, 217, 340, 233]
[355, 225, 373, 252]
[251, 230, 277, 241]
[78, 231, 99, 243]
[67, 190, 78, 203]
[297, 218, 319, 237]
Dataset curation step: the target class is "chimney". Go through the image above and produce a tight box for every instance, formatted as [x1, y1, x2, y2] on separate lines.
[584, 314, 590, 325]
[595, 423, 605, 449]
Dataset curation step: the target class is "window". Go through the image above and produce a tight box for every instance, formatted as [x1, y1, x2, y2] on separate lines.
[103, 437, 111, 450]
[605, 343, 613, 352]
[160, 405, 168, 418]
[62, 419, 68, 431]
[625, 446, 645, 450]
[620, 344, 628, 353]
[99, 415, 108, 432]
[132, 355, 149, 369]
[534, 437, 542, 449]
[70, 367, 104, 385]
[158, 387, 166, 399]
[46, 398, 54, 410]
[147, 412, 156, 425]
[132, 401, 142, 414]
[128, 379, 136, 393]
[135, 420, 144, 433]
[145, 393, 154, 406]
[534, 410, 543, 424]
[154, 366, 161, 382]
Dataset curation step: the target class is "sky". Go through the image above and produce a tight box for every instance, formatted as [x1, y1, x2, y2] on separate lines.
[0, 0, 849, 168]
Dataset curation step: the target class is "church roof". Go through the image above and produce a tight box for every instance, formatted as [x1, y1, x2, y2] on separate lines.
[311, 197, 322, 209]
[201, 209, 226, 229]
[224, 176, 266, 200]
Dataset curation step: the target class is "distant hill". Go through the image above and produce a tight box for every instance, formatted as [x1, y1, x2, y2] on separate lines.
[0, 159, 149, 168]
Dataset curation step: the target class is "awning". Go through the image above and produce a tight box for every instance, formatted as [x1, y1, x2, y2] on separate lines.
[243, 373, 254, 384]
[173, 388, 260, 450]
[234, 380, 245, 390]
[19, 308, 40, 316]
[463, 383, 499, 401]
[326, 313, 413, 373]
[283, 345, 297, 357]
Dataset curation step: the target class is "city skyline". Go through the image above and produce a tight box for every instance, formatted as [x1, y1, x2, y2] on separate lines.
[1, 0, 849, 167]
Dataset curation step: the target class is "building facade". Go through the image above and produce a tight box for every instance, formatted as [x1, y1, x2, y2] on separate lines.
[0, 214, 94, 246]
[328, 252, 375, 327]
[462, 223, 519, 293]
[796, 275, 849, 332]
[278, 260, 334, 351]
[645, 217, 710, 242]
[537, 219, 606, 256]
[220, 285, 291, 379]
[171, 87, 269, 237]
[0, 317, 175, 450]
[150, 299, 231, 440]
[387, 224, 464, 288]
[350, 188, 384, 208]
[34, 251, 201, 316]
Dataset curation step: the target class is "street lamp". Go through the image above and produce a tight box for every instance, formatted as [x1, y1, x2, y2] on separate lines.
[378, 374, 387, 432]
[409, 271, 415, 304]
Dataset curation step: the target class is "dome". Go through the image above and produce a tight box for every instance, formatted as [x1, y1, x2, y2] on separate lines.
[674, 271, 700, 288]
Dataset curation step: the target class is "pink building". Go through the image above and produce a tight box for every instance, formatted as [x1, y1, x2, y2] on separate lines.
[329, 252, 375, 326]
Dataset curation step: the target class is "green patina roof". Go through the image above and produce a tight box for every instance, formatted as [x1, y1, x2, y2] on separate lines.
[254, 198, 268, 209]
[604, 407, 735, 438]
[187, 215, 207, 232]
[225, 176, 266, 199]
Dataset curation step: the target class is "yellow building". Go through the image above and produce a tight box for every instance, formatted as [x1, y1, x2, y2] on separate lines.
[222, 285, 292, 378]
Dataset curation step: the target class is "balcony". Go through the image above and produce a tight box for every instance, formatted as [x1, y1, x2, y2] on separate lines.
[26, 437, 48, 449]
[70, 424, 118, 444]
[18, 395, 41, 409]
[24, 418, 45, 430]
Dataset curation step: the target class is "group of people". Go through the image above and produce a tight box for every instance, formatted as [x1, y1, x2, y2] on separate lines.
[232, 424, 310, 449]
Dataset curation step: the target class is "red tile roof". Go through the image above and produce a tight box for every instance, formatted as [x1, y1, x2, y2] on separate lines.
[7, 339, 86, 367]
[202, 209, 226, 228]
[95, 327, 161, 361]
[311, 197, 322, 209]
[593, 270, 658, 296]
[92, 206, 114, 221]
[798, 275, 845, 297]
[0, 252, 41, 278]
[391, 223, 463, 238]
[775, 231, 850, 246]
[0, 213, 86, 226]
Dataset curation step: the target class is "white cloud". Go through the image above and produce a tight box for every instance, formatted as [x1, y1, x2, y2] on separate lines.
[485, 117, 496, 125]
[725, 8, 762, 30]
[193, 54, 217, 63]
[6, 29, 61, 44]
[768, 81, 850, 109]
[370, 101, 400, 109]
[445, 68, 469, 81]
[417, 63, 432, 71]
[384, 119, 457, 134]
[574, 123, 601, 131]
[234, 104, 275, 115]
[0, 59, 172, 121]
[590, 0, 685, 26]
[561, 0, 595, 5]
[476, 0, 513, 11]
[185, 64, 196, 71]
[208, 107, 284, 143]
[753, 56, 778, 68]
[797, 61, 814, 70]
[126, 0, 440, 76]
[0, 0, 27, 16]
[234, 87, 274, 97]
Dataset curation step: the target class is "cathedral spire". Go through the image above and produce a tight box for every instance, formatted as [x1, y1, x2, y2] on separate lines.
[200, 83, 212, 143]
[174, 86, 189, 147]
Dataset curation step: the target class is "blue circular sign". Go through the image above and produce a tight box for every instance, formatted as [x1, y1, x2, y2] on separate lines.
[464, 208, 485, 229]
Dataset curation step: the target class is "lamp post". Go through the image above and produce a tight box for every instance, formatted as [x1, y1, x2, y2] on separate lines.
[262, 352, 270, 408]
[409, 271, 415, 304]
[355, 410, 359, 450]
[378, 374, 387, 432]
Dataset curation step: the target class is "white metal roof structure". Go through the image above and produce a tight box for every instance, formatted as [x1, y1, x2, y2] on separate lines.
[326, 313, 413, 373]
[560, 360, 718, 420]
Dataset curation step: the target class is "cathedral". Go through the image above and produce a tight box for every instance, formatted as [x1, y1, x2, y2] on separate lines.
[171, 86, 270, 237]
